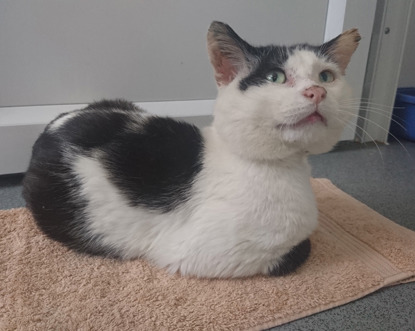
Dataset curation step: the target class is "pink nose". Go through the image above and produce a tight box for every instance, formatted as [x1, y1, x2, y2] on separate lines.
[303, 86, 327, 104]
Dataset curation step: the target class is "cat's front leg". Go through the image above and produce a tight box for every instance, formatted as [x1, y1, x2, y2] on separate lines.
[268, 238, 311, 276]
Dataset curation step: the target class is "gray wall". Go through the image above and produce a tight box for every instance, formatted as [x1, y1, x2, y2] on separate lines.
[0, 0, 328, 107]
[398, 2, 415, 88]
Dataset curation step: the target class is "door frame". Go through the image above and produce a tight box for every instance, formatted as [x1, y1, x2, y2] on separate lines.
[358, 0, 414, 143]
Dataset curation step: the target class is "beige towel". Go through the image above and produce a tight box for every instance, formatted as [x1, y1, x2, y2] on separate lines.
[1, 178, 414, 330]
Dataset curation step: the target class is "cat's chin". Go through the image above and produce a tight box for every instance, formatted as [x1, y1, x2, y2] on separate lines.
[276, 120, 343, 157]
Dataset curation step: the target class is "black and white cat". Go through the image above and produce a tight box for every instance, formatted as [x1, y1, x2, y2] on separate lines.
[23, 22, 360, 278]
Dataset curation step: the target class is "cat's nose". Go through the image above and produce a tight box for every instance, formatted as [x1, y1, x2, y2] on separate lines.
[303, 86, 327, 104]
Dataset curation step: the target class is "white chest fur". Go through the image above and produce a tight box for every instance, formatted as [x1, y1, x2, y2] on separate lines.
[155, 127, 318, 277]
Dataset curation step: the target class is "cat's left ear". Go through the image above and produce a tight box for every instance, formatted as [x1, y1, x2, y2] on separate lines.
[207, 21, 255, 86]
[321, 28, 361, 74]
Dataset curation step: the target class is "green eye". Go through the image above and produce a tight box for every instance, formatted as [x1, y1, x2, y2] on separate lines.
[319, 70, 335, 83]
[266, 70, 286, 84]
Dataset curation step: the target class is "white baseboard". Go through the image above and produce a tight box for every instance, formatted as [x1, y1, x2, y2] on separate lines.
[0, 99, 214, 175]
[1, 99, 215, 126]
[0, 98, 355, 175]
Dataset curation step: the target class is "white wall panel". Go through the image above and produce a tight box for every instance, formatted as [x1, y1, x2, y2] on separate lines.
[0, 0, 328, 107]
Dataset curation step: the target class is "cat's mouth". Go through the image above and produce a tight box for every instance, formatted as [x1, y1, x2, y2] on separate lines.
[294, 111, 327, 127]
[278, 111, 327, 129]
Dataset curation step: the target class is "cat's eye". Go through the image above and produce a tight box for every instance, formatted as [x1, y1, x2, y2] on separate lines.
[319, 70, 335, 83]
[266, 70, 286, 84]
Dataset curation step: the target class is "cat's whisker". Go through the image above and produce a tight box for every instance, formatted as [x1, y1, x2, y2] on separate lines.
[336, 103, 411, 161]
[340, 100, 406, 119]
[336, 101, 408, 135]
[339, 106, 404, 138]
[339, 103, 395, 116]
[341, 105, 408, 132]
[332, 115, 384, 162]
[341, 101, 398, 112]
[343, 100, 395, 108]
[341, 104, 405, 118]
[342, 103, 394, 113]
[340, 110, 412, 159]
[342, 97, 401, 108]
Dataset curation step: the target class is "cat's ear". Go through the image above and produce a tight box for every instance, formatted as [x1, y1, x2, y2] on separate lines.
[207, 21, 254, 86]
[321, 28, 361, 74]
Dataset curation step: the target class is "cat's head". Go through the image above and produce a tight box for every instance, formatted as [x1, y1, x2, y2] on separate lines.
[207, 21, 360, 160]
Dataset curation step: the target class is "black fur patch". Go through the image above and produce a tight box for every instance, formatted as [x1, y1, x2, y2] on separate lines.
[102, 116, 204, 213]
[268, 238, 311, 276]
[85, 99, 138, 111]
[23, 131, 114, 257]
[53, 100, 144, 150]
[239, 46, 289, 91]
[212, 21, 336, 92]
[238, 42, 334, 91]
[62, 111, 130, 150]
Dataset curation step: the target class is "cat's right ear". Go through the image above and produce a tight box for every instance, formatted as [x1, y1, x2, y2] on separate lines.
[207, 21, 253, 86]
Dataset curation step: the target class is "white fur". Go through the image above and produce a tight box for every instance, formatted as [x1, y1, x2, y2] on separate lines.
[48, 107, 150, 132]
[71, 49, 351, 278]
[48, 111, 81, 131]
[74, 129, 317, 278]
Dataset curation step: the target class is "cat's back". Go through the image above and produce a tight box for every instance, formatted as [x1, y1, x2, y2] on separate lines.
[23, 99, 205, 256]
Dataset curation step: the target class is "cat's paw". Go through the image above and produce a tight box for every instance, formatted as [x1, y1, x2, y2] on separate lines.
[268, 238, 311, 276]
